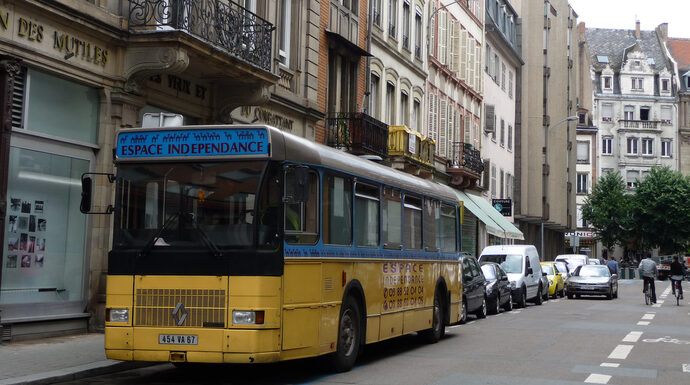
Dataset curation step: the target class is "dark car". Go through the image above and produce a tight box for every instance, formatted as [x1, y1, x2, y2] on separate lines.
[459, 255, 487, 322]
[480, 262, 514, 314]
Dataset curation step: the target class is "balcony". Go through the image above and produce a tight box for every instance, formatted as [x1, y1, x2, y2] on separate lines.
[446, 142, 483, 188]
[388, 126, 435, 174]
[619, 120, 660, 129]
[326, 113, 389, 159]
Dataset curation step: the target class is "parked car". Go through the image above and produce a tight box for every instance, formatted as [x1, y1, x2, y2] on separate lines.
[555, 254, 590, 273]
[554, 260, 571, 293]
[480, 262, 514, 314]
[479, 245, 545, 308]
[588, 259, 601, 265]
[540, 262, 565, 298]
[459, 255, 487, 322]
[567, 264, 618, 300]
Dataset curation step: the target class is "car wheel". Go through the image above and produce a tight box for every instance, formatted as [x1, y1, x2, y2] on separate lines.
[517, 287, 527, 308]
[606, 286, 613, 300]
[460, 298, 467, 324]
[535, 286, 543, 305]
[543, 286, 549, 301]
[560, 287, 566, 298]
[613, 285, 618, 299]
[503, 294, 513, 311]
[490, 294, 500, 315]
[476, 297, 487, 319]
[567, 292, 573, 299]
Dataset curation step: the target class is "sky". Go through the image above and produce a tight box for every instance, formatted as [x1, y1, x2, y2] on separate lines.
[568, 0, 690, 39]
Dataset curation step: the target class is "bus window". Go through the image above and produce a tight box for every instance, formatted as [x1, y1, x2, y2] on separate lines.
[285, 168, 319, 244]
[382, 187, 402, 249]
[355, 183, 380, 248]
[423, 199, 440, 252]
[323, 173, 352, 245]
[404, 195, 422, 250]
[440, 203, 457, 253]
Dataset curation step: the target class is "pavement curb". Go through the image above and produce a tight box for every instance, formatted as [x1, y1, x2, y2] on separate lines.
[0, 361, 160, 385]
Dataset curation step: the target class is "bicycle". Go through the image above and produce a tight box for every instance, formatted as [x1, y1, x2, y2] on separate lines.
[644, 288, 652, 305]
[670, 275, 684, 306]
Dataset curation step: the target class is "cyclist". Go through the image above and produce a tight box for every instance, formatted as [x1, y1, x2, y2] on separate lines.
[669, 256, 685, 300]
[638, 254, 657, 303]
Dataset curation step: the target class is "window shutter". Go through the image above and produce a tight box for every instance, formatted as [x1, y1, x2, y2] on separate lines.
[11, 67, 26, 129]
[464, 115, 471, 143]
[475, 44, 482, 92]
[460, 30, 468, 81]
[468, 38, 475, 89]
[439, 11, 447, 65]
[447, 104, 454, 153]
[450, 20, 460, 72]
[455, 111, 461, 145]
[484, 104, 495, 133]
[439, 99, 447, 157]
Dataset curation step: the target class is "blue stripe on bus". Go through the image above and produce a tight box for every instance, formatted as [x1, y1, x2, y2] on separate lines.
[284, 245, 459, 261]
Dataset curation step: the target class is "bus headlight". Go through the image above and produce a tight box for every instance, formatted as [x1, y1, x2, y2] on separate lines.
[232, 310, 265, 325]
[106, 308, 129, 323]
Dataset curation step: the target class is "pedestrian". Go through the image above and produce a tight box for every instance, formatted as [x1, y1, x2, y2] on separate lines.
[606, 256, 619, 276]
[638, 254, 657, 303]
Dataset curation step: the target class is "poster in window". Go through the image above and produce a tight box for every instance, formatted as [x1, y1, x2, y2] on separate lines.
[37, 219, 46, 232]
[34, 200, 44, 214]
[36, 238, 45, 252]
[19, 233, 28, 251]
[29, 215, 36, 232]
[6, 254, 17, 268]
[21, 254, 31, 268]
[21, 200, 31, 213]
[8, 215, 17, 233]
[28, 236, 35, 253]
[18, 216, 28, 231]
[10, 198, 21, 211]
[35, 254, 44, 268]
[7, 236, 19, 251]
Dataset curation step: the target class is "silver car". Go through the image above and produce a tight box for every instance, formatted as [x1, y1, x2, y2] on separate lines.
[567, 265, 618, 300]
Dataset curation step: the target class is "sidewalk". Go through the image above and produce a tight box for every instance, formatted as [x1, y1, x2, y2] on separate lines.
[0, 333, 154, 385]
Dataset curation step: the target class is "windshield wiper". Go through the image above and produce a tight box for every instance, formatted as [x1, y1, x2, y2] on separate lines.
[185, 213, 223, 258]
[139, 211, 180, 258]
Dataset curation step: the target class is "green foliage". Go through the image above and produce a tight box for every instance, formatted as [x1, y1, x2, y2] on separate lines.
[581, 170, 631, 250]
[630, 166, 690, 254]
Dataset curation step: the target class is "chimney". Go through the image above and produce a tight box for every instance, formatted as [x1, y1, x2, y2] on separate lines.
[635, 20, 641, 39]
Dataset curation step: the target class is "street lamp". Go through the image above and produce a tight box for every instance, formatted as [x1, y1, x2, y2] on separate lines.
[541, 115, 578, 259]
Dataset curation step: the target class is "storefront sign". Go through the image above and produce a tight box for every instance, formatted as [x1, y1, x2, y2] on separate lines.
[565, 231, 594, 238]
[240, 106, 294, 132]
[492, 198, 512, 216]
[116, 128, 270, 159]
[149, 74, 207, 101]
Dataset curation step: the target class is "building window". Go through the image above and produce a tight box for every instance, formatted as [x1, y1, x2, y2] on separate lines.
[485, 45, 491, 73]
[389, 0, 398, 38]
[494, 54, 500, 83]
[662, 139, 672, 157]
[662, 78, 669, 92]
[500, 119, 505, 147]
[603, 76, 612, 89]
[578, 112, 586, 125]
[626, 137, 638, 155]
[501, 63, 506, 90]
[402, 0, 410, 49]
[641, 138, 653, 156]
[490, 163, 497, 198]
[386, 81, 395, 124]
[632, 77, 643, 91]
[624, 105, 634, 120]
[413, 98, 421, 132]
[499, 169, 504, 197]
[370, 74, 380, 119]
[577, 141, 589, 163]
[626, 170, 640, 189]
[577, 173, 588, 194]
[414, 7, 422, 59]
[640, 107, 650, 121]
[400, 91, 409, 126]
[602, 103, 613, 122]
[661, 105, 672, 124]
[508, 70, 513, 98]
[507, 125, 512, 150]
[602, 137, 612, 155]
[372, 0, 381, 26]
[328, 51, 358, 115]
[279, 0, 292, 64]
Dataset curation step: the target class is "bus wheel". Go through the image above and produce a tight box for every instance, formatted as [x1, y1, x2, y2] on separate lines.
[421, 291, 444, 343]
[330, 296, 361, 372]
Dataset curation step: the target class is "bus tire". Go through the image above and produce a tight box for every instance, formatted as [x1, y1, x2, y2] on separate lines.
[330, 296, 361, 372]
[421, 291, 445, 343]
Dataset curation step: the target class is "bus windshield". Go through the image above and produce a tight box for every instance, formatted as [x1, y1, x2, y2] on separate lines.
[113, 161, 269, 251]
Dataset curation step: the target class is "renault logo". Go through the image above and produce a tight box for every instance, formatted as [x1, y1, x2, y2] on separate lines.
[172, 303, 188, 326]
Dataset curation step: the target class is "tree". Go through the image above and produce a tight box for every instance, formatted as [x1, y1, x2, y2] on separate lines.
[581, 171, 632, 251]
[630, 166, 690, 254]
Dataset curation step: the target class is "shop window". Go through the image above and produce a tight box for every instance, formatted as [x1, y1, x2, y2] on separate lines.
[24, 69, 99, 144]
[2, 147, 89, 306]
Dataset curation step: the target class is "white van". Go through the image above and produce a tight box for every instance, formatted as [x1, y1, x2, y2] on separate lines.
[479, 245, 545, 308]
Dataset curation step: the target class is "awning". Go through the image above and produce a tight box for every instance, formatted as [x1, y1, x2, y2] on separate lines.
[454, 190, 505, 238]
[465, 193, 524, 240]
[454, 190, 525, 240]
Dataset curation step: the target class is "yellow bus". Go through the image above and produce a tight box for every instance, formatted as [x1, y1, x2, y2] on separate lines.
[82, 124, 462, 371]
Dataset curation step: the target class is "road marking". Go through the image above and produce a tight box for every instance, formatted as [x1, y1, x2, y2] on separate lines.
[683, 364, 690, 372]
[641, 313, 655, 320]
[652, 303, 662, 308]
[600, 363, 620, 368]
[608, 344, 634, 360]
[622, 331, 643, 343]
[637, 321, 650, 326]
[584, 373, 611, 384]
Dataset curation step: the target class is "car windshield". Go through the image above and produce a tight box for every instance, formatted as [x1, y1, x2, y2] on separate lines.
[554, 261, 568, 274]
[541, 264, 554, 275]
[113, 161, 268, 250]
[482, 254, 523, 274]
[576, 265, 609, 277]
[481, 265, 496, 280]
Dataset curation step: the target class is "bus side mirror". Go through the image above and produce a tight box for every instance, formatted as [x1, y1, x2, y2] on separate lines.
[80, 173, 115, 214]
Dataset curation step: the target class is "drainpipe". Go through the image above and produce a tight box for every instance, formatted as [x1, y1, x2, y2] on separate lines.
[364, 0, 373, 114]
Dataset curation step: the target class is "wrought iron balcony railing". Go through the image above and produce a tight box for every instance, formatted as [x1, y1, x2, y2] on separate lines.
[619, 119, 659, 129]
[388, 126, 435, 168]
[128, 0, 274, 72]
[326, 112, 389, 159]
[447, 142, 483, 175]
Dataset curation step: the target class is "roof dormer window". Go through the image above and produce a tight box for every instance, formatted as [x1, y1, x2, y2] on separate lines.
[603, 76, 612, 90]
[662, 78, 669, 92]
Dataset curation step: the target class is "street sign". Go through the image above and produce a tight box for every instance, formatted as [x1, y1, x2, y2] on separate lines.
[492, 198, 512, 216]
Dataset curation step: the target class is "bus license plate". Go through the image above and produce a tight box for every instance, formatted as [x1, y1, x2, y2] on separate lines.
[159, 334, 198, 345]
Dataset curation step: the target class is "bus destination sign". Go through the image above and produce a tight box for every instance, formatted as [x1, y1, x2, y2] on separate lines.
[116, 128, 269, 159]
